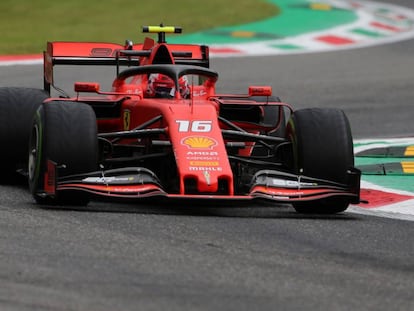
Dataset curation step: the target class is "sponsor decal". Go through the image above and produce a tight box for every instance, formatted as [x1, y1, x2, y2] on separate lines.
[186, 151, 220, 161]
[270, 190, 305, 196]
[90, 48, 113, 57]
[271, 178, 317, 188]
[187, 156, 219, 161]
[182, 136, 217, 149]
[187, 151, 218, 156]
[189, 161, 219, 167]
[193, 90, 207, 97]
[83, 176, 135, 184]
[45, 160, 56, 195]
[189, 166, 223, 172]
[123, 110, 131, 130]
[273, 196, 290, 200]
[126, 89, 143, 95]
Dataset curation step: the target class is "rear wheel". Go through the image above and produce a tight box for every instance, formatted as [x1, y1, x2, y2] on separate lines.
[286, 108, 354, 214]
[0, 87, 48, 180]
[28, 101, 98, 206]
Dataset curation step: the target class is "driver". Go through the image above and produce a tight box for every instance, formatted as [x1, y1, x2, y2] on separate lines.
[146, 74, 190, 99]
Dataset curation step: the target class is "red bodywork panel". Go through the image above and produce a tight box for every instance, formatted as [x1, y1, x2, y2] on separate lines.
[161, 102, 233, 194]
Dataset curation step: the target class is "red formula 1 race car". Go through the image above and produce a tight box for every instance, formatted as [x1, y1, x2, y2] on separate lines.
[0, 26, 361, 214]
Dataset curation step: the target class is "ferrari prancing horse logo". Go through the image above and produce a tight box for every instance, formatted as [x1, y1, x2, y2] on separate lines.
[123, 110, 131, 130]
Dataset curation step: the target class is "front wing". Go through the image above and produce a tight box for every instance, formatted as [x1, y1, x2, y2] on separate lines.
[38, 161, 361, 204]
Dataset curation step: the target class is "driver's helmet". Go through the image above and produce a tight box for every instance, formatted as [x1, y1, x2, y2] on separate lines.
[179, 75, 190, 99]
[146, 74, 190, 99]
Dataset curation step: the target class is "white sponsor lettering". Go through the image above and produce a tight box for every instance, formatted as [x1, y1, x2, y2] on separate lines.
[176, 120, 212, 132]
[271, 178, 316, 187]
[188, 167, 223, 172]
[83, 176, 133, 184]
[187, 151, 219, 156]
[186, 156, 219, 161]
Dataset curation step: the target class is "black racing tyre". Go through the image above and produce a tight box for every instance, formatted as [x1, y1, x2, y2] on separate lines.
[0, 87, 48, 180]
[28, 101, 98, 206]
[286, 108, 354, 214]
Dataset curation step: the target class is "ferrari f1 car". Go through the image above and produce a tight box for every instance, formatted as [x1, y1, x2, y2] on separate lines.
[0, 26, 361, 214]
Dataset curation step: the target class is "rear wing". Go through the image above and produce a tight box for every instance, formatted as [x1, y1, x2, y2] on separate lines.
[43, 26, 210, 94]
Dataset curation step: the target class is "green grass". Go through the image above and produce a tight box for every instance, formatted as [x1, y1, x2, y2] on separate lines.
[0, 0, 278, 54]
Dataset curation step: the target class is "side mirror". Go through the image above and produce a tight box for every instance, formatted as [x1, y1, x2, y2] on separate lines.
[74, 82, 100, 93]
[248, 86, 272, 97]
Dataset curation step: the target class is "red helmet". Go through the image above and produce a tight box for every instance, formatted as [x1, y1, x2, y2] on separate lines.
[146, 74, 190, 99]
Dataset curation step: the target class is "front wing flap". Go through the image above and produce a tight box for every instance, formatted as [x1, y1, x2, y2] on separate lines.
[40, 164, 166, 199]
[248, 169, 361, 204]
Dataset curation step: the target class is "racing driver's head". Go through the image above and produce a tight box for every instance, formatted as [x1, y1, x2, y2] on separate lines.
[146, 74, 190, 99]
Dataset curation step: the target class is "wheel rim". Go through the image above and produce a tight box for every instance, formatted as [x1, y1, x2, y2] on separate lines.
[28, 124, 41, 183]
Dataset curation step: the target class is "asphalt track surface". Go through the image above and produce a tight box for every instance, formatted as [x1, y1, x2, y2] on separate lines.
[1, 1, 414, 310]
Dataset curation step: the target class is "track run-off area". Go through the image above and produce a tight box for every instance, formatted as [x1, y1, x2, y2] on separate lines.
[2, 0, 414, 220]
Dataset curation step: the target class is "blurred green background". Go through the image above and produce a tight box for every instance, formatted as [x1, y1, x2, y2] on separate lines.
[0, 0, 278, 54]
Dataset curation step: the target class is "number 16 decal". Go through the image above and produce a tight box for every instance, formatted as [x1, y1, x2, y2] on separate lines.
[176, 120, 212, 132]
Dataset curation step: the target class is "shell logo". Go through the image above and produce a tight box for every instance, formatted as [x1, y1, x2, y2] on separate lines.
[182, 136, 217, 149]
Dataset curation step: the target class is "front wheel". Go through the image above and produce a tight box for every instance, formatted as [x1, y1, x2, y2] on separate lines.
[286, 108, 354, 214]
[28, 101, 98, 206]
